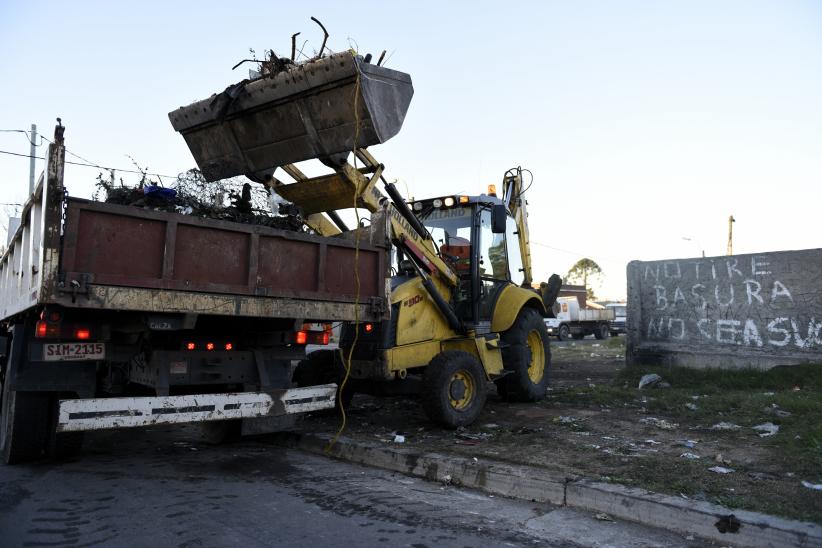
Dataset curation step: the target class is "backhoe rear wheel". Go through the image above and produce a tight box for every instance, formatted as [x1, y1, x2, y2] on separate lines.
[421, 351, 486, 429]
[496, 307, 551, 402]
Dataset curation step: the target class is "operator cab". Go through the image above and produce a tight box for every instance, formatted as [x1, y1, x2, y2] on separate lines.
[409, 192, 526, 328]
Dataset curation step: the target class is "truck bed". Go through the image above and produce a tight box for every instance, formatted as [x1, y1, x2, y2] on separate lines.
[0, 136, 387, 323]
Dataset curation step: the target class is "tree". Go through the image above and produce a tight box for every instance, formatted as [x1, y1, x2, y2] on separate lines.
[565, 258, 603, 300]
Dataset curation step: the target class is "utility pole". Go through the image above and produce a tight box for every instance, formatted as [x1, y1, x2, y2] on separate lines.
[28, 124, 37, 194]
[727, 215, 735, 256]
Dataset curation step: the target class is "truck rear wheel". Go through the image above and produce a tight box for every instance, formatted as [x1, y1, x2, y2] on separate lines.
[557, 324, 571, 341]
[421, 351, 486, 429]
[1, 383, 49, 464]
[594, 323, 610, 340]
[497, 307, 551, 402]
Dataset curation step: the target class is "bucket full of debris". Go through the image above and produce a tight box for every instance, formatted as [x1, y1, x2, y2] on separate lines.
[168, 50, 413, 182]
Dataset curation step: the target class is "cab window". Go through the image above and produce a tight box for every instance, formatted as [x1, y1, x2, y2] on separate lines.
[506, 215, 524, 286]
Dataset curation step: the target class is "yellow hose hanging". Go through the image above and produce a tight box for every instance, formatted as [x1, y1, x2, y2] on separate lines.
[325, 51, 363, 453]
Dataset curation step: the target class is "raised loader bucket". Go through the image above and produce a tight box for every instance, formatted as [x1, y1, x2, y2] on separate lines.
[169, 51, 413, 181]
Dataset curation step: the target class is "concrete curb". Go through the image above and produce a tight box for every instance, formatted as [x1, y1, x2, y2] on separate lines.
[280, 432, 822, 548]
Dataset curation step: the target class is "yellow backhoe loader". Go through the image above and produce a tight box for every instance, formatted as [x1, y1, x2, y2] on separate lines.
[170, 50, 562, 428]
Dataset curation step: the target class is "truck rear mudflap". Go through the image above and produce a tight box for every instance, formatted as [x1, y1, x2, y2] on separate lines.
[168, 51, 413, 180]
[56, 385, 336, 432]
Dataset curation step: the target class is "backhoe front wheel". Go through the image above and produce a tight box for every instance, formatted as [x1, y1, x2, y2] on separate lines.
[422, 351, 487, 429]
[497, 307, 551, 402]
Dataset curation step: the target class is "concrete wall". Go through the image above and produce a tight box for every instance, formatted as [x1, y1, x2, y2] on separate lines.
[626, 248, 822, 369]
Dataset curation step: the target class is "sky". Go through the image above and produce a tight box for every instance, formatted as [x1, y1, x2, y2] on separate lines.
[1, 1, 820, 300]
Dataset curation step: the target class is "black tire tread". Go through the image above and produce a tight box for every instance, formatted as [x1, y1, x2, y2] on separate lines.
[2, 390, 49, 464]
[496, 307, 551, 402]
[421, 351, 486, 429]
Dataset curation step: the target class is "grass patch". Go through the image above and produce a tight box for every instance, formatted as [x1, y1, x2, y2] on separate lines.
[550, 363, 822, 482]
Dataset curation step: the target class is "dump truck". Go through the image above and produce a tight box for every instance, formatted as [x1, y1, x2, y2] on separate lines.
[544, 296, 615, 341]
[172, 49, 562, 429]
[605, 302, 627, 336]
[0, 120, 390, 464]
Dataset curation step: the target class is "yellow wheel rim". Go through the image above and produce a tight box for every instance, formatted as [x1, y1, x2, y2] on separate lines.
[448, 370, 475, 410]
[526, 329, 545, 383]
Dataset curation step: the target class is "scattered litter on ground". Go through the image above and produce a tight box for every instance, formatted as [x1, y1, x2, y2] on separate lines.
[801, 481, 822, 491]
[680, 440, 698, 448]
[594, 513, 614, 522]
[708, 466, 735, 474]
[591, 344, 601, 348]
[680, 452, 701, 460]
[685, 402, 699, 411]
[715, 453, 732, 466]
[752, 422, 779, 437]
[639, 417, 678, 430]
[764, 404, 792, 418]
[441, 474, 452, 485]
[555, 416, 578, 424]
[748, 472, 776, 481]
[644, 439, 661, 445]
[482, 423, 500, 429]
[763, 391, 775, 396]
[638, 373, 662, 389]
[455, 429, 492, 441]
[393, 434, 405, 443]
[711, 422, 742, 431]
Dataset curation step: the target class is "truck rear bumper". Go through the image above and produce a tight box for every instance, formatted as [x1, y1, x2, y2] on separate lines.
[56, 385, 336, 432]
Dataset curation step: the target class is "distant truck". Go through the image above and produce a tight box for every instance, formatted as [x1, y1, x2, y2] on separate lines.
[544, 296, 614, 341]
[605, 303, 627, 336]
[0, 124, 388, 463]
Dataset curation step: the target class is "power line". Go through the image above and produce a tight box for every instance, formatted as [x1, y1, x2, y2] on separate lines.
[0, 129, 43, 147]
[0, 148, 179, 180]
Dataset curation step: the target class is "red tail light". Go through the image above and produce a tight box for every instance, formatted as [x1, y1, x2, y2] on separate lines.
[320, 331, 330, 345]
[364, 323, 373, 333]
[35, 320, 60, 338]
[224, 343, 233, 351]
[75, 328, 91, 340]
[295, 331, 308, 345]
[206, 342, 215, 351]
[186, 342, 196, 350]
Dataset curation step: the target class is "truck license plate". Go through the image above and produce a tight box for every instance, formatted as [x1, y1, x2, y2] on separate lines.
[44, 343, 105, 361]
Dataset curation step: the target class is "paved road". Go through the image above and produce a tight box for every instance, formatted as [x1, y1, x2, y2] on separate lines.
[0, 426, 703, 547]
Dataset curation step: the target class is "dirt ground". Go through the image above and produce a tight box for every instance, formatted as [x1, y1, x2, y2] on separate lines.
[301, 337, 822, 524]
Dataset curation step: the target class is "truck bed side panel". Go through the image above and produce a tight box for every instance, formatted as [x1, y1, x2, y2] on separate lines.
[58, 199, 386, 320]
[0, 139, 64, 321]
